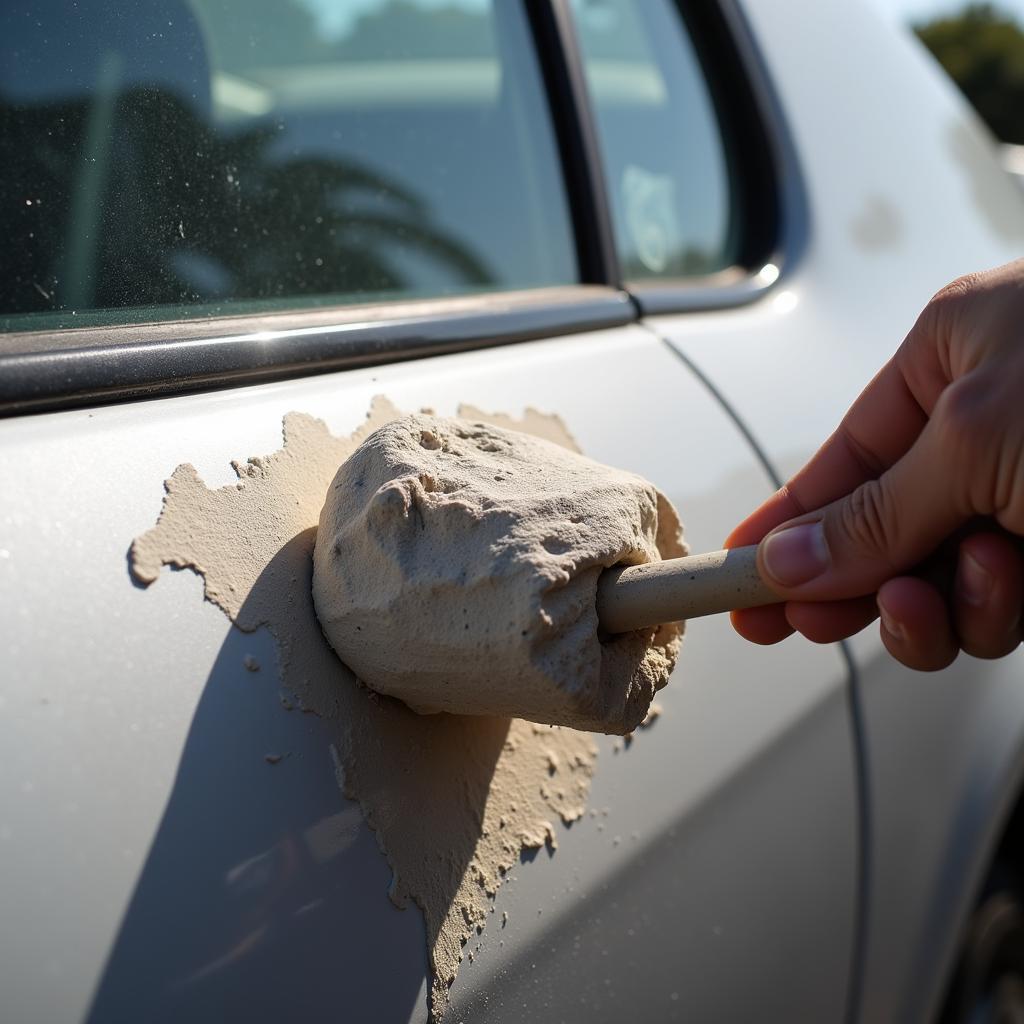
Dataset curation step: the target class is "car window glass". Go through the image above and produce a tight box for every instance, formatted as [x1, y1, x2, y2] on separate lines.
[570, 0, 737, 281]
[0, 0, 576, 333]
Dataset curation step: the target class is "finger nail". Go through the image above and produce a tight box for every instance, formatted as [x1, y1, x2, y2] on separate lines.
[958, 552, 993, 608]
[761, 521, 829, 587]
[878, 602, 905, 642]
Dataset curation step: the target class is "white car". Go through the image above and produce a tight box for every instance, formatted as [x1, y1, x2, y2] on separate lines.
[3, 1, 1024, 1021]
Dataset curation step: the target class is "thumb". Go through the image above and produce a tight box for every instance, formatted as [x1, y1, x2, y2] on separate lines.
[756, 417, 970, 601]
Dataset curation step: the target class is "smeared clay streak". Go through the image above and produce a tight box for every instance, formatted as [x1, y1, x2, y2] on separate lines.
[129, 398, 667, 1018]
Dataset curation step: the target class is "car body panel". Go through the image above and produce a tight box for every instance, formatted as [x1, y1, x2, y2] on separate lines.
[653, 1, 1024, 1019]
[6, 0, 1024, 1019]
[0, 326, 856, 1021]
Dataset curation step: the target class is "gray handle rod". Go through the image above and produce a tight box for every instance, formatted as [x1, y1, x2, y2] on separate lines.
[595, 545, 779, 634]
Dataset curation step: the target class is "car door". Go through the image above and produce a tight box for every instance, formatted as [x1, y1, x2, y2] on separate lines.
[644, 3, 1024, 1021]
[0, 2, 858, 1021]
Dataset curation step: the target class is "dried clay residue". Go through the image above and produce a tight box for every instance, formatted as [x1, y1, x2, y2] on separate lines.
[130, 399, 612, 1018]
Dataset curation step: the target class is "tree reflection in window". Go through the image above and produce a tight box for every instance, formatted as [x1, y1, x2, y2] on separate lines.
[1, 0, 575, 330]
[3, 87, 492, 320]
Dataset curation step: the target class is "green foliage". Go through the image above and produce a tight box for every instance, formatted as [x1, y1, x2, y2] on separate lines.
[915, 3, 1024, 143]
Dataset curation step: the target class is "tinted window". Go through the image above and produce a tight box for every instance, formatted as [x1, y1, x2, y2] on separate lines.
[571, 0, 737, 281]
[0, 0, 576, 332]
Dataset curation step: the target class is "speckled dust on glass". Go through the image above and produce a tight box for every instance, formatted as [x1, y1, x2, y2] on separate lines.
[1, 0, 575, 331]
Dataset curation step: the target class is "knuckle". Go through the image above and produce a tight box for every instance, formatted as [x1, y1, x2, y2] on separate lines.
[833, 480, 900, 568]
[931, 271, 984, 306]
[838, 424, 887, 479]
[933, 375, 1013, 515]
[934, 376, 993, 460]
[902, 274, 983, 370]
[916, 273, 982, 338]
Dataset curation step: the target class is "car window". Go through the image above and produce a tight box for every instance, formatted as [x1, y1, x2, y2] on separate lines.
[0, 0, 576, 333]
[570, 0, 738, 282]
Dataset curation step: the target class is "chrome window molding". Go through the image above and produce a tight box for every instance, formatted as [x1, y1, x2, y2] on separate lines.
[629, 256, 788, 315]
[0, 287, 634, 415]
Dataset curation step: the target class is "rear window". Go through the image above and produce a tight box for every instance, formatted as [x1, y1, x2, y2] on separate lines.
[0, 0, 577, 333]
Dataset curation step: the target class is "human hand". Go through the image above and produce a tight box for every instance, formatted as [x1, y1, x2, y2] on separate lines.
[727, 261, 1024, 669]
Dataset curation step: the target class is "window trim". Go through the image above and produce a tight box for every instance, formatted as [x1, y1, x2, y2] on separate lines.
[525, 0, 620, 286]
[0, 0, 802, 416]
[0, 287, 633, 415]
[624, 0, 808, 315]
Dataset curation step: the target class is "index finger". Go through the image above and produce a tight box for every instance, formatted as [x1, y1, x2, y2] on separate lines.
[726, 352, 930, 548]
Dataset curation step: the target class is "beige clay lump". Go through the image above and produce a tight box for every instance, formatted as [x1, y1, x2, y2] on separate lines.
[313, 414, 685, 734]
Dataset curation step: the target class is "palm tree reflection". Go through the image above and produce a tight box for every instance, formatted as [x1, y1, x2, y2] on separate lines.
[3, 86, 493, 321]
